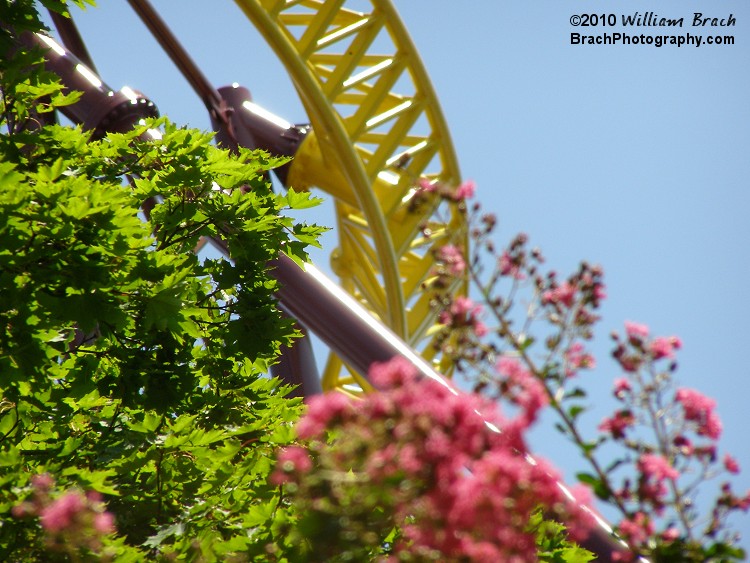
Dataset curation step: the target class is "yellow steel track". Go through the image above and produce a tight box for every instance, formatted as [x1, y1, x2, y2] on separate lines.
[234, 0, 467, 392]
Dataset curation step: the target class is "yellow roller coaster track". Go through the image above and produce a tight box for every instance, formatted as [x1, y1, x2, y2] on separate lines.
[234, 0, 468, 393]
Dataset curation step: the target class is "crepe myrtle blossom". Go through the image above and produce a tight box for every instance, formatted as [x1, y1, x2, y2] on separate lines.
[495, 356, 548, 424]
[563, 342, 596, 376]
[638, 454, 679, 483]
[453, 179, 476, 200]
[274, 356, 593, 560]
[541, 281, 576, 308]
[439, 295, 488, 337]
[613, 512, 655, 561]
[429, 194, 749, 561]
[436, 244, 467, 277]
[649, 335, 682, 360]
[498, 250, 525, 280]
[724, 454, 741, 475]
[624, 321, 649, 341]
[417, 177, 438, 193]
[414, 178, 476, 202]
[612, 377, 631, 399]
[613, 322, 681, 374]
[675, 387, 723, 440]
[598, 410, 635, 440]
[12, 474, 116, 553]
[40, 490, 115, 535]
[273, 446, 313, 480]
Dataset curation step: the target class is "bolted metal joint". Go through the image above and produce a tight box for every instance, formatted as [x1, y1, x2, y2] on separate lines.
[25, 32, 158, 138]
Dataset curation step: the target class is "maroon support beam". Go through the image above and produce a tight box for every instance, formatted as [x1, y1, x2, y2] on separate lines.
[127, 0, 222, 116]
[271, 323, 323, 398]
[21, 33, 157, 137]
[48, 9, 98, 73]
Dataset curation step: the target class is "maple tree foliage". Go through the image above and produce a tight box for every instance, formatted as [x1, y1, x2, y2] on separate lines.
[1, 3, 324, 559]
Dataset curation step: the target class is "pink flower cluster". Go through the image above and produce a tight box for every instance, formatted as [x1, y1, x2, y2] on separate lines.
[499, 250, 525, 280]
[536, 261, 606, 333]
[675, 387, 722, 440]
[614, 322, 683, 373]
[614, 512, 654, 555]
[436, 244, 466, 277]
[563, 342, 596, 377]
[425, 198, 750, 559]
[649, 336, 682, 360]
[454, 179, 476, 200]
[12, 473, 116, 553]
[444, 197, 749, 559]
[634, 454, 679, 512]
[638, 454, 679, 482]
[439, 295, 488, 338]
[416, 178, 475, 202]
[624, 321, 649, 341]
[604, 322, 750, 557]
[598, 410, 635, 440]
[493, 233, 534, 282]
[542, 281, 576, 308]
[40, 491, 114, 535]
[275, 357, 592, 561]
[495, 356, 548, 425]
[617, 322, 683, 370]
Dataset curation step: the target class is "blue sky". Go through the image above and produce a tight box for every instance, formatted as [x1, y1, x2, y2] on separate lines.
[54, 0, 749, 546]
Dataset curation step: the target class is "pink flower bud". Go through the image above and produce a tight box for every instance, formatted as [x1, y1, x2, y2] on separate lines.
[31, 473, 54, 491]
[724, 454, 741, 475]
[40, 491, 85, 532]
[542, 282, 576, 308]
[624, 321, 649, 340]
[93, 511, 115, 534]
[437, 244, 466, 276]
[649, 336, 681, 360]
[453, 179, 475, 200]
[676, 387, 722, 440]
[638, 453, 680, 482]
[612, 377, 631, 399]
[417, 177, 437, 192]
